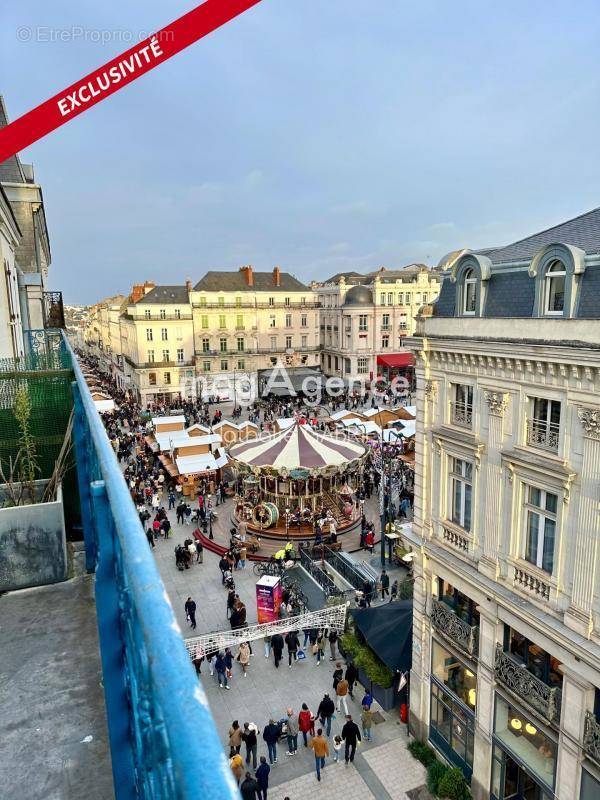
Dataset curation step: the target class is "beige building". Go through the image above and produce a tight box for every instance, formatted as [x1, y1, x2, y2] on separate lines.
[313, 265, 440, 381]
[404, 210, 600, 800]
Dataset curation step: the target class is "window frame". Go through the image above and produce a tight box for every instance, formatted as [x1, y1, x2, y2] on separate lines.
[450, 457, 473, 532]
[543, 260, 566, 317]
[523, 485, 557, 574]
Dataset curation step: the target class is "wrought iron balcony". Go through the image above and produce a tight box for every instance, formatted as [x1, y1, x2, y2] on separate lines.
[494, 645, 562, 724]
[526, 418, 560, 453]
[451, 402, 473, 428]
[583, 711, 600, 765]
[430, 599, 479, 657]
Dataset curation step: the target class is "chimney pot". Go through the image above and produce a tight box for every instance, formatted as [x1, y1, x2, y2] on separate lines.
[185, 279, 192, 291]
[239, 265, 254, 287]
[273, 266, 281, 287]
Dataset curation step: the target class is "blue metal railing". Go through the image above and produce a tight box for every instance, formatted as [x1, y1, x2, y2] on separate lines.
[65, 332, 238, 800]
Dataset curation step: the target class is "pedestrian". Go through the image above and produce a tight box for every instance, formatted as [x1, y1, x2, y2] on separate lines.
[332, 661, 343, 691]
[187, 539, 196, 564]
[240, 772, 258, 800]
[336, 675, 349, 716]
[229, 720, 243, 756]
[271, 633, 284, 669]
[298, 703, 314, 746]
[263, 634, 271, 659]
[361, 705, 373, 742]
[380, 569, 390, 600]
[285, 708, 298, 756]
[219, 555, 230, 584]
[332, 735, 343, 763]
[341, 715, 361, 764]
[317, 693, 335, 737]
[361, 689, 374, 709]
[230, 753, 244, 785]
[390, 579, 399, 602]
[328, 629, 338, 661]
[184, 596, 196, 630]
[308, 728, 329, 782]
[237, 642, 251, 676]
[315, 629, 326, 665]
[285, 630, 299, 668]
[239, 544, 247, 569]
[184, 504, 192, 525]
[262, 719, 279, 765]
[345, 662, 358, 699]
[195, 539, 203, 563]
[242, 722, 259, 769]
[255, 756, 270, 800]
[227, 589, 237, 619]
[146, 528, 155, 548]
[176, 502, 185, 525]
[215, 651, 230, 689]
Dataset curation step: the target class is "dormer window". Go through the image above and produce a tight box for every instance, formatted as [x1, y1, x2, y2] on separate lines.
[544, 260, 566, 315]
[463, 269, 477, 315]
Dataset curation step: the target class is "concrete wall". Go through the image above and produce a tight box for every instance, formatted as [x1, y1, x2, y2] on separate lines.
[0, 481, 67, 591]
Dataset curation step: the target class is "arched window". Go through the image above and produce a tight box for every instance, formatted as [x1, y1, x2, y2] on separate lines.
[544, 260, 566, 315]
[463, 268, 477, 315]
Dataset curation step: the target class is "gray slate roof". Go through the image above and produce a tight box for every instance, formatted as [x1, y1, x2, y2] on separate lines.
[194, 271, 308, 292]
[478, 207, 600, 264]
[135, 285, 190, 305]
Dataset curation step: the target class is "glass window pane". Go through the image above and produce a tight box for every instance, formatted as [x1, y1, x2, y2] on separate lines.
[453, 479, 462, 524]
[526, 512, 539, 564]
[464, 485, 472, 531]
[494, 696, 556, 789]
[529, 486, 542, 507]
[542, 519, 555, 573]
[545, 492, 557, 514]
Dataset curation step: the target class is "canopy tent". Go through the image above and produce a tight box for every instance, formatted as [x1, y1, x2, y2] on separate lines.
[376, 353, 414, 369]
[175, 452, 227, 475]
[94, 398, 115, 413]
[350, 600, 413, 673]
[228, 420, 367, 473]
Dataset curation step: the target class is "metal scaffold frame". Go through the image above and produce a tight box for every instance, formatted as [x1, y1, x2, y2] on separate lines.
[185, 602, 348, 659]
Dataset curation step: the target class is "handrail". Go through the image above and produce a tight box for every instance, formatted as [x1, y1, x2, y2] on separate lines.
[320, 544, 376, 591]
[299, 548, 345, 598]
[65, 332, 237, 799]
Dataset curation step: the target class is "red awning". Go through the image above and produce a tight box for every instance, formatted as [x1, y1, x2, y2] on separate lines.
[376, 353, 414, 369]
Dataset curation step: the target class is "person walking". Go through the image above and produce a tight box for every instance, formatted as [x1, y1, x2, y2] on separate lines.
[341, 715, 361, 764]
[237, 642, 251, 676]
[332, 662, 343, 692]
[285, 630, 299, 668]
[242, 722, 259, 769]
[361, 689, 374, 709]
[380, 569, 390, 600]
[228, 720, 243, 756]
[271, 633, 284, 669]
[328, 629, 338, 661]
[298, 703, 314, 746]
[317, 693, 335, 737]
[336, 675, 349, 716]
[255, 756, 270, 800]
[240, 772, 258, 800]
[285, 709, 298, 756]
[184, 597, 197, 630]
[263, 634, 271, 659]
[195, 539, 203, 563]
[361, 705, 373, 742]
[239, 544, 247, 569]
[308, 728, 329, 782]
[345, 662, 358, 699]
[230, 753, 244, 785]
[215, 651, 230, 689]
[315, 630, 326, 665]
[262, 719, 279, 765]
[332, 735, 343, 763]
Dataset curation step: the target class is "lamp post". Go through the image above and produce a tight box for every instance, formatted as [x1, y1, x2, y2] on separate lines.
[285, 505, 290, 539]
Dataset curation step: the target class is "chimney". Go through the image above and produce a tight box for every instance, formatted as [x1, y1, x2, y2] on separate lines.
[239, 265, 254, 287]
[131, 284, 144, 303]
[273, 266, 281, 287]
[143, 281, 156, 295]
[185, 278, 192, 291]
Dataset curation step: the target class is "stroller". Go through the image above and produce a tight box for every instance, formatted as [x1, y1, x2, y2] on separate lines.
[223, 570, 235, 590]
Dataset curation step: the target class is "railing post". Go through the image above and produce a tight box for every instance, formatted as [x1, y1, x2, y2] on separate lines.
[91, 479, 137, 799]
[71, 381, 97, 571]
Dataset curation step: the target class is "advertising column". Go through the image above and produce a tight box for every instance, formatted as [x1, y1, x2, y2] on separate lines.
[256, 575, 283, 623]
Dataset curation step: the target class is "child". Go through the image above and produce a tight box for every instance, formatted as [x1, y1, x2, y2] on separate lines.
[333, 735, 342, 763]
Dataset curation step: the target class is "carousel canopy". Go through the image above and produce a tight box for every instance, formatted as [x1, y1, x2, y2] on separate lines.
[228, 421, 367, 472]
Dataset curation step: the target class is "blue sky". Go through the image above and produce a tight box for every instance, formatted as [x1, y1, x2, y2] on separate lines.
[3, 0, 600, 303]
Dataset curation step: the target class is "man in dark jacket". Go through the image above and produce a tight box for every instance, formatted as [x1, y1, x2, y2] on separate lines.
[184, 597, 196, 629]
[345, 662, 358, 699]
[271, 634, 284, 668]
[317, 693, 335, 736]
[242, 722, 259, 769]
[240, 772, 258, 800]
[341, 715, 361, 763]
[255, 756, 270, 800]
[285, 631, 299, 668]
[262, 719, 280, 764]
[380, 569, 390, 600]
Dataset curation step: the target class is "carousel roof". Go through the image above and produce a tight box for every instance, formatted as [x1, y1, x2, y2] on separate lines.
[228, 421, 367, 471]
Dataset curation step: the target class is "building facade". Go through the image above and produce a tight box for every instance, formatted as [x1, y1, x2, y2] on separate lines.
[313, 265, 440, 382]
[405, 209, 600, 800]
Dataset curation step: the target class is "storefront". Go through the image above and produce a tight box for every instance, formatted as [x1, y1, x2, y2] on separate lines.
[491, 695, 557, 800]
[429, 639, 476, 780]
[376, 352, 415, 390]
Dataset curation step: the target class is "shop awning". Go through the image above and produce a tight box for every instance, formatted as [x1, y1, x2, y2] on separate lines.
[376, 353, 415, 369]
[350, 600, 413, 673]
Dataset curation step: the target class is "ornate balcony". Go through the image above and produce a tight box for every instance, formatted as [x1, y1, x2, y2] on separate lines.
[526, 418, 560, 452]
[451, 402, 473, 428]
[583, 711, 600, 765]
[430, 599, 479, 657]
[494, 645, 562, 724]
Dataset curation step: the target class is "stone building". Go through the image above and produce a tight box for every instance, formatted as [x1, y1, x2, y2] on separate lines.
[404, 208, 600, 800]
[312, 265, 440, 382]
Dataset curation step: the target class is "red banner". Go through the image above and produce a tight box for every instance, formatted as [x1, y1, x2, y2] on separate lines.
[0, 0, 262, 163]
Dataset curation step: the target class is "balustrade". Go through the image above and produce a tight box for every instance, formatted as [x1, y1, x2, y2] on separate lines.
[583, 711, 600, 765]
[494, 645, 562, 724]
[526, 418, 560, 452]
[514, 565, 551, 601]
[430, 599, 479, 657]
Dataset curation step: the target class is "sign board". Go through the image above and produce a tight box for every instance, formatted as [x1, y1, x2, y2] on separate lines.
[256, 575, 282, 624]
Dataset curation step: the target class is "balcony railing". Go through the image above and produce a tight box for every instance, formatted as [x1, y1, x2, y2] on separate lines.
[494, 645, 562, 724]
[451, 402, 473, 428]
[514, 564, 551, 601]
[526, 418, 560, 452]
[442, 524, 470, 553]
[583, 711, 600, 765]
[430, 599, 479, 657]
[124, 313, 193, 321]
[141, 360, 194, 368]
[66, 332, 236, 799]
[194, 302, 320, 309]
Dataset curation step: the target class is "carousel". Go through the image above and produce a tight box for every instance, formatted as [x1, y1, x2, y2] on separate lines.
[228, 421, 369, 539]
